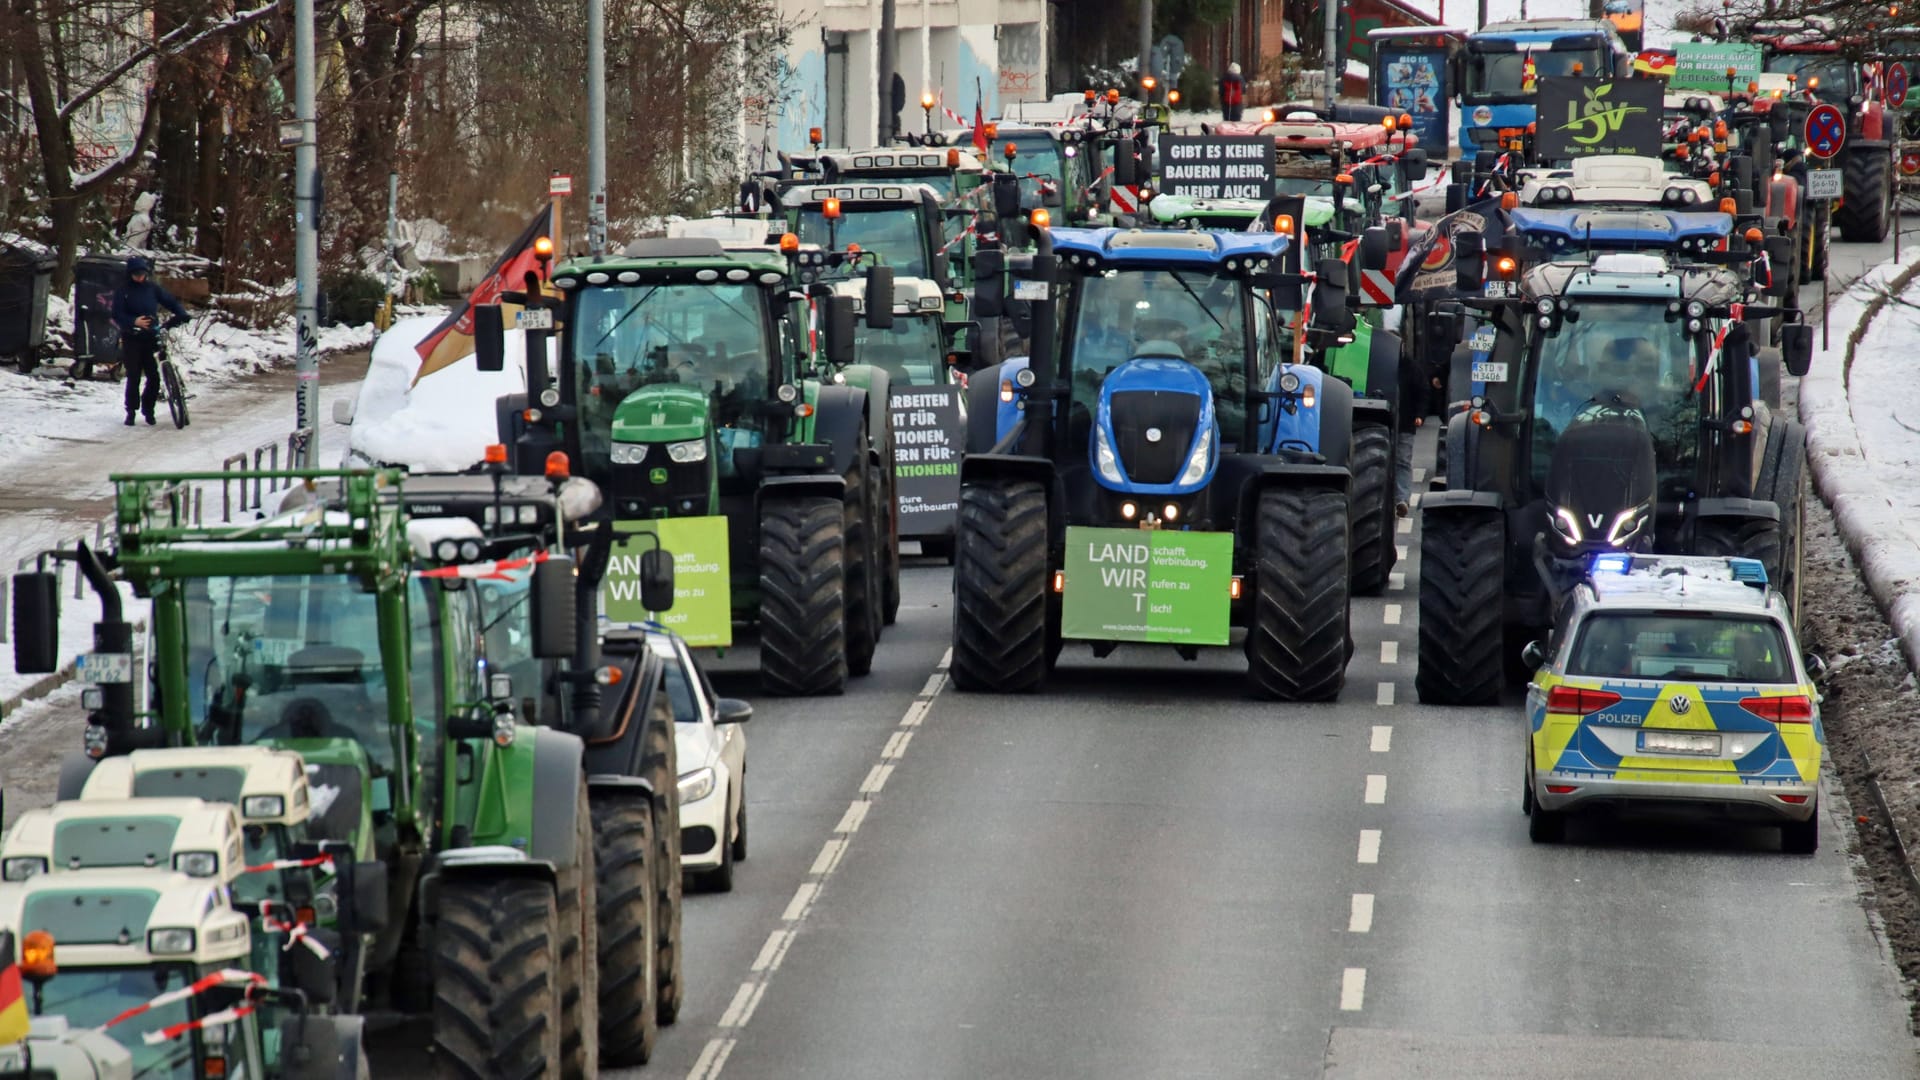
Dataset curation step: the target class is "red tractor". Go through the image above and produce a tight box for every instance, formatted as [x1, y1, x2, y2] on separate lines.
[1755, 22, 1897, 242]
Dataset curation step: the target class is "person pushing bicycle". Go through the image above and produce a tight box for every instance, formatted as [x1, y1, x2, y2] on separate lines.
[112, 255, 188, 426]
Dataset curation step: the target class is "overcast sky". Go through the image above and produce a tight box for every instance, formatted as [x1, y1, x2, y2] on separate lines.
[1454, 0, 1686, 50]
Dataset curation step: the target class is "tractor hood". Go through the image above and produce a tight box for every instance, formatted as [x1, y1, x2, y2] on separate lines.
[1544, 417, 1657, 556]
[611, 383, 712, 445]
[1091, 357, 1217, 495]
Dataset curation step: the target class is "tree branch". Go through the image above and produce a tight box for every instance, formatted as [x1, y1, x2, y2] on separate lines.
[58, 0, 286, 123]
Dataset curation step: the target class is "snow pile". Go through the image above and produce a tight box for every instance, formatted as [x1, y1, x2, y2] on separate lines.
[342, 315, 550, 473]
[165, 313, 383, 380]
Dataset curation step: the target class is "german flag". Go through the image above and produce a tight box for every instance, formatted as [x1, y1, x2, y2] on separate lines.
[0, 960, 27, 1045]
[411, 205, 555, 384]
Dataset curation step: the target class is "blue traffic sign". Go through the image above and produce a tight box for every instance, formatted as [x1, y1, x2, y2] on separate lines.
[1805, 103, 1846, 160]
[1890, 62, 1910, 109]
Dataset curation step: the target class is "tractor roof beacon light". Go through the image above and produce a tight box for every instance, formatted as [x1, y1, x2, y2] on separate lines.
[779, 232, 800, 253]
[1005, 142, 1019, 162]
[1031, 208, 1052, 228]
[533, 235, 555, 278]
[1275, 214, 1295, 235]
[1107, 88, 1122, 105]
[484, 443, 509, 465]
[21, 930, 54, 980]
[823, 197, 842, 220]
[545, 451, 570, 480]
[947, 148, 961, 169]
[809, 126, 823, 148]
[1169, 89, 1182, 105]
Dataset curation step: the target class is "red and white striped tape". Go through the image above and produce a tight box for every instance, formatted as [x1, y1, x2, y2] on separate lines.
[258, 900, 332, 961]
[417, 549, 552, 582]
[99, 969, 265, 1038]
[242, 854, 333, 875]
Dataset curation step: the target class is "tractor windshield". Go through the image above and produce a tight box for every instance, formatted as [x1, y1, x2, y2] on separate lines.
[30, 964, 197, 1077]
[570, 281, 776, 472]
[1466, 47, 1608, 97]
[795, 206, 930, 277]
[1003, 133, 1069, 207]
[1762, 51, 1853, 105]
[854, 315, 947, 384]
[182, 574, 443, 774]
[1527, 300, 1701, 497]
[1063, 267, 1250, 440]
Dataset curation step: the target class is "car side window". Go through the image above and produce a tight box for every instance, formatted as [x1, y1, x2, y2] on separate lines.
[677, 640, 716, 722]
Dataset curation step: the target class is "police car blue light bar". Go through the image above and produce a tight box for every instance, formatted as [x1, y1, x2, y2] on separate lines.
[1590, 553, 1632, 575]
[1725, 557, 1769, 586]
[1510, 208, 1733, 249]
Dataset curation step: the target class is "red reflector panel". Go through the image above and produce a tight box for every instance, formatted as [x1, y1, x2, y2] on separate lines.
[1777, 794, 1810, 804]
[1544, 785, 1579, 794]
[1739, 694, 1813, 723]
[1546, 686, 1622, 715]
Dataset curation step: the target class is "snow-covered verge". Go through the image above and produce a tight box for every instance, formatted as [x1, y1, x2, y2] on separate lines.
[339, 315, 547, 472]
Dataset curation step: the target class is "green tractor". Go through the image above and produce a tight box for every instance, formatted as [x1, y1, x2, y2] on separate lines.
[479, 227, 902, 696]
[11, 467, 604, 1076]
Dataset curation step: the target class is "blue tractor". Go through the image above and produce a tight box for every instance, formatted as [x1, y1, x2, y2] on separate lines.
[950, 223, 1358, 700]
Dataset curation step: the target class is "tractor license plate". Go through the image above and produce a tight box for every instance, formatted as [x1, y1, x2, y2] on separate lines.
[1638, 730, 1720, 755]
[1482, 280, 1518, 299]
[1806, 169, 1844, 200]
[1013, 279, 1050, 301]
[1470, 326, 1496, 352]
[515, 307, 554, 330]
[77, 652, 133, 684]
[1471, 361, 1509, 383]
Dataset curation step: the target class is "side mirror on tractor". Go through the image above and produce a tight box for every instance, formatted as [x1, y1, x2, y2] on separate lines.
[992, 173, 1022, 220]
[1782, 323, 1813, 377]
[1114, 143, 1139, 189]
[11, 571, 59, 674]
[640, 547, 676, 613]
[824, 295, 859, 367]
[864, 265, 895, 330]
[1400, 147, 1429, 182]
[1763, 235, 1796, 297]
[474, 304, 506, 373]
[972, 249, 1006, 319]
[1358, 227, 1391, 276]
[530, 554, 578, 660]
[1454, 231, 1486, 292]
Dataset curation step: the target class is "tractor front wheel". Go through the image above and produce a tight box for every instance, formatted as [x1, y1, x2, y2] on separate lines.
[1246, 485, 1352, 701]
[758, 496, 848, 696]
[951, 479, 1050, 693]
[1415, 508, 1505, 706]
[1349, 424, 1396, 596]
[431, 877, 564, 1079]
[1837, 147, 1893, 243]
[590, 795, 658, 1067]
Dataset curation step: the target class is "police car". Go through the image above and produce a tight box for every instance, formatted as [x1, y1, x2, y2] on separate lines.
[1522, 554, 1822, 852]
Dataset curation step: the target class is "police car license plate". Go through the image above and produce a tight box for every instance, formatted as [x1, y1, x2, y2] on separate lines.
[1638, 730, 1720, 755]
[1483, 280, 1518, 299]
[516, 308, 554, 330]
[1471, 361, 1508, 382]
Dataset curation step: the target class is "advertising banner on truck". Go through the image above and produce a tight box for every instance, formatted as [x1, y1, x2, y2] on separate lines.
[1374, 44, 1452, 156]
[1536, 76, 1663, 159]
[1061, 527, 1233, 645]
[1669, 42, 1762, 92]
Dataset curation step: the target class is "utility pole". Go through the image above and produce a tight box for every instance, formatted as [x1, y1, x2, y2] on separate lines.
[1139, 0, 1154, 93]
[1325, 0, 1340, 110]
[1478, 0, 1489, 30]
[878, 0, 898, 143]
[587, 0, 607, 256]
[293, 0, 318, 465]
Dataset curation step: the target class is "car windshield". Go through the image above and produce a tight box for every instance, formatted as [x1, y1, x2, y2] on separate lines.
[1468, 47, 1608, 96]
[183, 574, 441, 773]
[1065, 268, 1249, 437]
[1763, 52, 1853, 104]
[854, 315, 946, 384]
[1528, 301, 1700, 497]
[31, 965, 198, 1078]
[1569, 612, 1794, 681]
[795, 206, 929, 277]
[570, 281, 775, 470]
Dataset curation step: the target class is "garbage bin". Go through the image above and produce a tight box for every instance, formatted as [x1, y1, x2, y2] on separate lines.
[0, 243, 55, 363]
[73, 255, 127, 373]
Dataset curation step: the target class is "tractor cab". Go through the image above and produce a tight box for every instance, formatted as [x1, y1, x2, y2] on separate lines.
[831, 275, 959, 386]
[782, 182, 949, 283]
[810, 146, 987, 202]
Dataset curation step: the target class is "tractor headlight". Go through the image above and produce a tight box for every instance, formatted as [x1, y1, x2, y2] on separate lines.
[1551, 506, 1583, 543]
[1279, 371, 1302, 394]
[1094, 424, 1125, 483]
[776, 383, 800, 403]
[678, 767, 716, 803]
[241, 795, 285, 819]
[147, 929, 196, 956]
[2, 857, 46, 882]
[667, 439, 708, 464]
[434, 539, 460, 562]
[1686, 300, 1706, 319]
[459, 540, 482, 562]
[1606, 506, 1648, 546]
[173, 851, 220, 878]
[1177, 425, 1214, 486]
[1535, 297, 1555, 316]
[610, 443, 648, 465]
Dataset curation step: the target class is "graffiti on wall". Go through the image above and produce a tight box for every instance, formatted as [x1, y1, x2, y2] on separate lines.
[998, 23, 1043, 102]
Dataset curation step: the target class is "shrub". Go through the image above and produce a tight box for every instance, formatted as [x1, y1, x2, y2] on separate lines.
[321, 269, 387, 327]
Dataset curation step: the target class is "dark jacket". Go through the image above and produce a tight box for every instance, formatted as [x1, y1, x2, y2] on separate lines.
[112, 256, 188, 335]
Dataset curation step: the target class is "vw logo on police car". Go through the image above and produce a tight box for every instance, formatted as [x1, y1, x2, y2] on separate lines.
[1145, 427, 1163, 443]
[1668, 693, 1693, 715]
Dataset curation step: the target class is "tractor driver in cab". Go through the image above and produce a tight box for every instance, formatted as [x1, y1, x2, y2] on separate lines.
[1570, 335, 1669, 424]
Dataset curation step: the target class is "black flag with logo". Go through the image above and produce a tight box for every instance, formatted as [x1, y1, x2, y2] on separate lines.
[1395, 197, 1512, 303]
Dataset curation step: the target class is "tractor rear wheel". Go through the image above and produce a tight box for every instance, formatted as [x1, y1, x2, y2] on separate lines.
[1349, 424, 1396, 596]
[1246, 486, 1352, 701]
[878, 412, 902, 627]
[432, 877, 563, 1079]
[759, 496, 848, 695]
[1415, 508, 1505, 706]
[557, 787, 599, 1078]
[1837, 147, 1892, 243]
[951, 479, 1050, 693]
[590, 795, 658, 1067]
[1696, 517, 1783, 581]
[844, 431, 880, 677]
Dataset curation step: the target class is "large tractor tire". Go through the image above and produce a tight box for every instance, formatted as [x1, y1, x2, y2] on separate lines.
[758, 495, 848, 696]
[1349, 424, 1397, 596]
[590, 795, 658, 1067]
[432, 877, 563, 1079]
[1246, 486, 1352, 702]
[843, 439, 881, 678]
[950, 479, 1050, 693]
[652, 762, 684, 1027]
[1415, 508, 1505, 706]
[557, 788, 599, 1078]
[879, 414, 902, 627]
[1695, 516, 1783, 580]
[1837, 147, 1893, 243]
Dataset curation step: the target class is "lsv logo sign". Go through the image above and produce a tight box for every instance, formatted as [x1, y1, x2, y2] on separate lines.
[1556, 84, 1648, 146]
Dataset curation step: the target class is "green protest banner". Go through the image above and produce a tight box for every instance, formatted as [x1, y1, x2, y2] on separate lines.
[1670, 42, 1762, 92]
[603, 515, 733, 646]
[1061, 527, 1233, 646]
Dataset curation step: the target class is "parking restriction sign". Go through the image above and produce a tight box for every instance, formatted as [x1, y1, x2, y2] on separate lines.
[1805, 103, 1846, 160]
[1890, 62, 1910, 109]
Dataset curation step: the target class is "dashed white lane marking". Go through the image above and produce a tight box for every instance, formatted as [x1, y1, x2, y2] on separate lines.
[900, 699, 931, 727]
[1388, 572, 1406, 591]
[750, 929, 791, 973]
[1380, 641, 1399, 664]
[1364, 774, 1387, 805]
[834, 800, 870, 834]
[810, 838, 847, 876]
[1370, 725, 1392, 753]
[1413, 467, 1427, 482]
[919, 672, 947, 697]
[1384, 603, 1402, 626]
[1358, 830, 1382, 864]
[781, 882, 818, 921]
[1375, 682, 1395, 706]
[1349, 893, 1375, 933]
[937, 647, 952, 670]
[1396, 544, 1408, 561]
[689, 1039, 735, 1080]
[859, 763, 894, 794]
[1397, 517, 1413, 534]
[1341, 967, 1368, 1011]
[881, 730, 913, 759]
[718, 980, 767, 1027]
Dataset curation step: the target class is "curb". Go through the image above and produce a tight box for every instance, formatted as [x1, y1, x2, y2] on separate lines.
[0, 664, 77, 722]
[1797, 250, 1920, 678]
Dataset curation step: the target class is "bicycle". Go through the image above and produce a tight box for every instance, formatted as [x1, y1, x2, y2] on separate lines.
[156, 326, 189, 429]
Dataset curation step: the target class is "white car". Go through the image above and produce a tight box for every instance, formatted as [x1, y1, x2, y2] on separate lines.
[649, 630, 750, 891]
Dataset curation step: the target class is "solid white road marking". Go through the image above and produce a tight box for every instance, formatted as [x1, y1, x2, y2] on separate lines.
[750, 929, 790, 973]
[937, 648, 952, 671]
[1349, 893, 1375, 933]
[1358, 829, 1382, 864]
[1388, 572, 1406, 591]
[782, 882, 817, 922]
[1380, 641, 1399, 664]
[1370, 725, 1392, 753]
[1341, 967, 1367, 1010]
[859, 763, 894, 794]
[689, 1038, 735, 1080]
[835, 800, 870, 834]
[1376, 682, 1395, 706]
[919, 672, 947, 697]
[1365, 774, 1387, 805]
[810, 838, 847, 876]
[1384, 603, 1402, 626]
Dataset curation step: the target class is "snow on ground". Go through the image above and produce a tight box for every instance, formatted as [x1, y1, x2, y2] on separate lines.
[340, 317, 548, 472]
